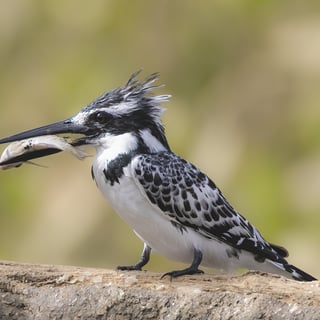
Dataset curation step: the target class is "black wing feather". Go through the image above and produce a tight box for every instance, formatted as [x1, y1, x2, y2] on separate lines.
[133, 152, 288, 263]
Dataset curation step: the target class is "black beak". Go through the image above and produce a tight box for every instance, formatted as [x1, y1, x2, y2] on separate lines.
[0, 118, 91, 144]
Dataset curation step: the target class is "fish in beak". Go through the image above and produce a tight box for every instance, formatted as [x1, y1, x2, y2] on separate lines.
[0, 118, 91, 169]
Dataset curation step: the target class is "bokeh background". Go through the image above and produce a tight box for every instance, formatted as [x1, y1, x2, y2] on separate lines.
[0, 1, 320, 278]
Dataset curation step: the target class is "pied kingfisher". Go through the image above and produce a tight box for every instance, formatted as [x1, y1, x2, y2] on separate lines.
[0, 71, 316, 281]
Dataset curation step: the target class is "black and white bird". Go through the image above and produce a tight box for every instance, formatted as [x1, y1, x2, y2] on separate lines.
[0, 71, 316, 281]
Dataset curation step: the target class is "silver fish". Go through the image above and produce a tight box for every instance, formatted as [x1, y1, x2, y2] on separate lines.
[0, 135, 90, 169]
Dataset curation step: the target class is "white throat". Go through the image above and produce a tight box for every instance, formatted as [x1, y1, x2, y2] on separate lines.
[94, 132, 138, 162]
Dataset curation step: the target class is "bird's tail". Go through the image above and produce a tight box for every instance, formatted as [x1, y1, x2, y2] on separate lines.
[268, 260, 317, 281]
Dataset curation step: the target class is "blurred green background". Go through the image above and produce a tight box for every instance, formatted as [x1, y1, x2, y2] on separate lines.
[0, 1, 320, 278]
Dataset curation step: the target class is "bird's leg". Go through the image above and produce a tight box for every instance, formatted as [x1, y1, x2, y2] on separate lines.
[161, 248, 204, 279]
[117, 243, 151, 271]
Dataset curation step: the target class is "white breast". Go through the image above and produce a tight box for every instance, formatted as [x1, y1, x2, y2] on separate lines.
[92, 151, 193, 262]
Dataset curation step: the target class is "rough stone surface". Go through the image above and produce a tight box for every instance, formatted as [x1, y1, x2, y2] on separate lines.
[0, 260, 319, 319]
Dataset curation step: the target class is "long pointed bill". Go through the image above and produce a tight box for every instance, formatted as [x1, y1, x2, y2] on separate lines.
[0, 118, 90, 144]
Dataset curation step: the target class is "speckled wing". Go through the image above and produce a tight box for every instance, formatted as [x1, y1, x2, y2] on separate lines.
[131, 152, 288, 263]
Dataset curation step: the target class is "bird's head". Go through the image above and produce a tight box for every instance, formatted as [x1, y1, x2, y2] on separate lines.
[0, 71, 171, 153]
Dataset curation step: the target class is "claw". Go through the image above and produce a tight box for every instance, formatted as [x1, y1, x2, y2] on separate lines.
[117, 264, 142, 271]
[161, 268, 204, 280]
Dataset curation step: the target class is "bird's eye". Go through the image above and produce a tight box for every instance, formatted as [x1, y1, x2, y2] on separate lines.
[90, 111, 111, 123]
[95, 112, 104, 121]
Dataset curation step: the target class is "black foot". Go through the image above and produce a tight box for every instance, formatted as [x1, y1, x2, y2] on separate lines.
[116, 243, 151, 272]
[117, 264, 143, 271]
[161, 248, 204, 280]
[161, 267, 204, 280]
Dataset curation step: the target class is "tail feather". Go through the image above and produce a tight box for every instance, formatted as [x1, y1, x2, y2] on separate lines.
[285, 264, 317, 282]
[268, 260, 317, 281]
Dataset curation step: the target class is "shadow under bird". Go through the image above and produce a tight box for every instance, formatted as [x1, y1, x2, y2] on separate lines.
[0, 71, 316, 281]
